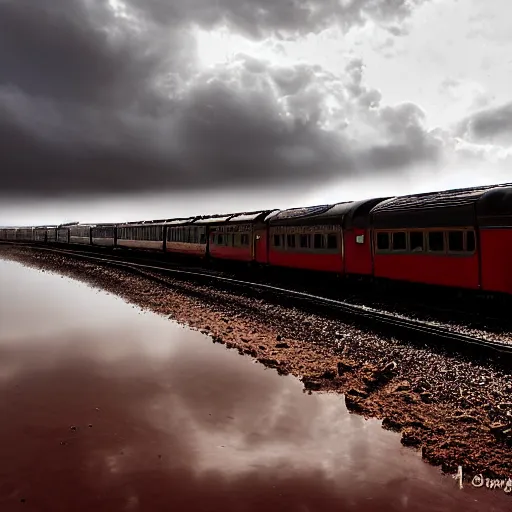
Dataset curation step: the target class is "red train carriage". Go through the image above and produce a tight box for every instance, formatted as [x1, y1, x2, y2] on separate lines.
[369, 187, 491, 290]
[165, 217, 207, 257]
[207, 210, 274, 263]
[266, 204, 345, 273]
[476, 186, 512, 295]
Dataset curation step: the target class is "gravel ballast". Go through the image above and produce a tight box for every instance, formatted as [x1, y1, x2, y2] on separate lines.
[1, 245, 511, 485]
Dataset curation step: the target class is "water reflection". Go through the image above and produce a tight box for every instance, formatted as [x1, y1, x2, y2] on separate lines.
[0, 260, 509, 511]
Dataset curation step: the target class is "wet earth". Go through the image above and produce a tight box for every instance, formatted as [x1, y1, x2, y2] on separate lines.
[0, 259, 510, 511]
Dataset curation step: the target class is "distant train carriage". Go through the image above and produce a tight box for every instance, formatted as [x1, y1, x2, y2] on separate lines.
[0, 229, 5, 240]
[33, 227, 48, 243]
[91, 224, 116, 247]
[476, 186, 512, 295]
[16, 227, 34, 241]
[207, 210, 274, 263]
[47, 227, 58, 243]
[117, 221, 165, 252]
[370, 187, 484, 290]
[69, 225, 92, 245]
[165, 217, 206, 257]
[57, 227, 70, 244]
[5, 229, 17, 240]
[265, 204, 345, 273]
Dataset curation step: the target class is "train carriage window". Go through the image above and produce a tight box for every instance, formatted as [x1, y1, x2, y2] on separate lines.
[200, 230, 206, 245]
[218, 234, 223, 245]
[428, 231, 445, 252]
[466, 231, 476, 252]
[273, 234, 281, 247]
[409, 232, 424, 252]
[300, 234, 310, 249]
[241, 234, 249, 246]
[286, 234, 296, 248]
[327, 234, 338, 249]
[313, 233, 325, 249]
[376, 232, 389, 251]
[448, 231, 464, 252]
[392, 232, 407, 251]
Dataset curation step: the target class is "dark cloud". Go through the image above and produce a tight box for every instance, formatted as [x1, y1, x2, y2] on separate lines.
[0, 0, 434, 198]
[457, 102, 512, 144]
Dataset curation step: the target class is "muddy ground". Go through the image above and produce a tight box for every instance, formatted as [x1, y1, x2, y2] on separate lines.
[1, 245, 511, 485]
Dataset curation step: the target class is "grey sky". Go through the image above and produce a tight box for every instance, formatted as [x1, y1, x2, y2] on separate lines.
[0, 0, 511, 223]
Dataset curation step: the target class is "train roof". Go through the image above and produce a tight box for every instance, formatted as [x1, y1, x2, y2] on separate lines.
[267, 198, 389, 228]
[193, 209, 274, 225]
[476, 185, 512, 227]
[164, 217, 197, 226]
[370, 183, 512, 229]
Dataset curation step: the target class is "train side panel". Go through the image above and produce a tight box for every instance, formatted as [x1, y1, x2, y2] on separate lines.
[268, 250, 342, 273]
[372, 229, 480, 290]
[373, 253, 480, 289]
[479, 228, 512, 294]
[166, 241, 206, 257]
[117, 240, 164, 251]
[69, 237, 91, 245]
[92, 237, 115, 247]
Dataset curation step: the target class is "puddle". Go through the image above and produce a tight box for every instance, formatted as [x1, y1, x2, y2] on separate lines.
[0, 259, 509, 511]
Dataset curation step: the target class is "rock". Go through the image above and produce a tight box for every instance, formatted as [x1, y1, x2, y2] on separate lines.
[406, 418, 430, 430]
[393, 381, 411, 393]
[490, 422, 512, 439]
[259, 358, 279, 368]
[347, 388, 369, 399]
[369, 361, 398, 388]
[275, 342, 289, 349]
[258, 345, 266, 350]
[320, 370, 336, 380]
[276, 335, 283, 341]
[401, 429, 422, 447]
[337, 359, 356, 376]
[345, 396, 364, 412]
[420, 392, 433, 404]
[413, 379, 432, 393]
[454, 414, 479, 424]
[303, 379, 322, 391]
[398, 391, 418, 404]
[382, 417, 403, 432]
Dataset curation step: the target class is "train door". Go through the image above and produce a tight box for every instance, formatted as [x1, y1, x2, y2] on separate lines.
[253, 227, 268, 264]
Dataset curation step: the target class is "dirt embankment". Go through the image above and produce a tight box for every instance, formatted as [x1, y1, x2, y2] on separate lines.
[1, 245, 511, 483]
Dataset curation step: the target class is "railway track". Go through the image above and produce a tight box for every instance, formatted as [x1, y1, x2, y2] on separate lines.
[4, 242, 512, 361]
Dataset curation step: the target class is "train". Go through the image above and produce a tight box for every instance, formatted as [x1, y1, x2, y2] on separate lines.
[2, 183, 512, 296]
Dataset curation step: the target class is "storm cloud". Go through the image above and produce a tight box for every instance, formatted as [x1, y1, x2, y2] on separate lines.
[457, 101, 512, 145]
[0, 0, 437, 198]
